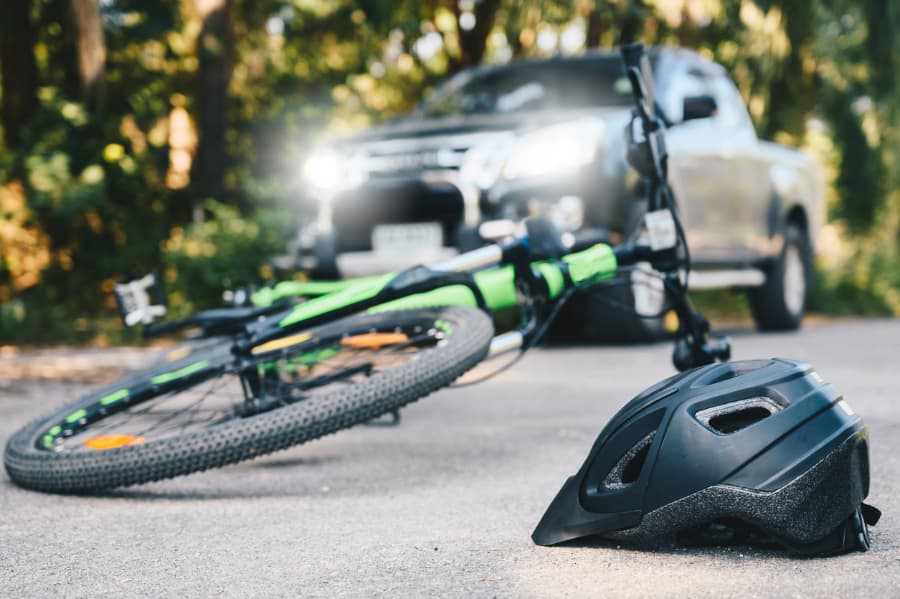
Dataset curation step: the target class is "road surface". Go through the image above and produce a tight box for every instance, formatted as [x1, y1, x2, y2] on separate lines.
[1, 319, 898, 597]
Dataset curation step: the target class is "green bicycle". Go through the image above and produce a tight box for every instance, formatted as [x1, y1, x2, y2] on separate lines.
[4, 44, 730, 493]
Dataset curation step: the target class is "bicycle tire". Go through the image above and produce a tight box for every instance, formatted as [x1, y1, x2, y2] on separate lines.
[5, 306, 493, 493]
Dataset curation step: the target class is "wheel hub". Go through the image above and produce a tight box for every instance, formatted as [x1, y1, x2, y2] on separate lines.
[783, 246, 806, 316]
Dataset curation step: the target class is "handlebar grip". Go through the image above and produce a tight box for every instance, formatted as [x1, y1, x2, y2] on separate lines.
[620, 42, 645, 70]
[562, 244, 618, 285]
[706, 336, 732, 362]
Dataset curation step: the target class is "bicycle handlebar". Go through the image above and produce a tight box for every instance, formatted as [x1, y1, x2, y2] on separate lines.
[617, 43, 730, 369]
[621, 43, 657, 125]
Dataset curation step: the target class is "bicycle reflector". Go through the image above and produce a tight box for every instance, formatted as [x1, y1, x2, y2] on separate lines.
[114, 273, 167, 327]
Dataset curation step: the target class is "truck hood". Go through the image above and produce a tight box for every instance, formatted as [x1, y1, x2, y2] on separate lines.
[323, 107, 631, 178]
[333, 107, 629, 149]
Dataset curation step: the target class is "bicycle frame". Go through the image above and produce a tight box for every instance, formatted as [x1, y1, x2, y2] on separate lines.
[237, 237, 622, 357]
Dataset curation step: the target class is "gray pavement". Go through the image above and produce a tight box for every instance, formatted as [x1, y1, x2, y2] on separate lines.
[1, 318, 899, 597]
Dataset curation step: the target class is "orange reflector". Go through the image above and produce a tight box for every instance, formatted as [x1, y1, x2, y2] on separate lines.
[251, 332, 312, 355]
[340, 332, 408, 349]
[83, 435, 146, 450]
[166, 346, 192, 362]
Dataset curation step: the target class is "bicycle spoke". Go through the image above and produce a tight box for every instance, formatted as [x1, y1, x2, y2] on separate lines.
[50, 322, 443, 453]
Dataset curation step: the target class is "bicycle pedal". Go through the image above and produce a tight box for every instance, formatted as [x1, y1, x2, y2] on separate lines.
[114, 273, 167, 327]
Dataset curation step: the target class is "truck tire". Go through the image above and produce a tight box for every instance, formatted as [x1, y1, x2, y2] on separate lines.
[748, 225, 811, 331]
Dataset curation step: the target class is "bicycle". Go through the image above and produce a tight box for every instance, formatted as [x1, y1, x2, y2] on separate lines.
[4, 44, 730, 494]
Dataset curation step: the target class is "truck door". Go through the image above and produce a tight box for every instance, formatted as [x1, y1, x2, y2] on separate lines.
[707, 74, 773, 261]
[662, 67, 749, 264]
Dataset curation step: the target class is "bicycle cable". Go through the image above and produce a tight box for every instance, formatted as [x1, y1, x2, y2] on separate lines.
[449, 261, 695, 388]
[449, 285, 580, 387]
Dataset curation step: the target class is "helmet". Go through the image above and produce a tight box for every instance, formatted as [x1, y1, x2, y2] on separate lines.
[533, 358, 880, 556]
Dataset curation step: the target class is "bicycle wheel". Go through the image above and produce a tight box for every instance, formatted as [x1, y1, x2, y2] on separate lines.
[5, 306, 493, 493]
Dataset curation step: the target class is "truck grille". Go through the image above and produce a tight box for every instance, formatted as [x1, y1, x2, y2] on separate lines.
[365, 147, 467, 176]
[332, 180, 464, 252]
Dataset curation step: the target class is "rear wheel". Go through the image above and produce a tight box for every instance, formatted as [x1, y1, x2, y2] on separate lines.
[5, 306, 493, 493]
[748, 225, 811, 331]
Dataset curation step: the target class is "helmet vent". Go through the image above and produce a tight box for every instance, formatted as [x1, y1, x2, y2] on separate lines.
[621, 441, 652, 484]
[696, 396, 782, 434]
[601, 431, 655, 491]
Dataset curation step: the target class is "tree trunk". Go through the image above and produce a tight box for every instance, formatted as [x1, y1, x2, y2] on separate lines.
[586, 9, 609, 48]
[0, 1, 38, 147]
[191, 0, 234, 201]
[863, 0, 895, 99]
[452, 0, 501, 70]
[68, 0, 106, 112]
[617, 10, 644, 45]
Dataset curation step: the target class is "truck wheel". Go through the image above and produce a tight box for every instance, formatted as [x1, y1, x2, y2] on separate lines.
[748, 225, 811, 331]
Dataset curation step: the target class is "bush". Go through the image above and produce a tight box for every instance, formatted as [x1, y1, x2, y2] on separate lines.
[811, 246, 900, 316]
[162, 200, 292, 318]
[0, 195, 291, 346]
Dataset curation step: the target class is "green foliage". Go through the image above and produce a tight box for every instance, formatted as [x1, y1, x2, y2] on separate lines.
[13, 97, 172, 306]
[1, 0, 899, 346]
[163, 200, 291, 317]
[810, 209, 900, 316]
[825, 93, 885, 234]
[812, 266, 897, 316]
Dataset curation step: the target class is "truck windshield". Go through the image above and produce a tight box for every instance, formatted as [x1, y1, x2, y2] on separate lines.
[420, 57, 635, 117]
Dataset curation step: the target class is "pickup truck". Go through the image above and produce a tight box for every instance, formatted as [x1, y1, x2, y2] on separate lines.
[290, 47, 823, 340]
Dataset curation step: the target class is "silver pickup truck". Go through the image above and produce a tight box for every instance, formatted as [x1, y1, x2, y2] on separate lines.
[291, 47, 823, 340]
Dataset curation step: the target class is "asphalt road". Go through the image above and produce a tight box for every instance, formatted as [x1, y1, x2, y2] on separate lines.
[2, 319, 899, 597]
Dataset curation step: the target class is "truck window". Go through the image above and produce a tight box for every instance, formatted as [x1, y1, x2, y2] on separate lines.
[659, 69, 710, 122]
[420, 59, 635, 117]
[707, 75, 755, 133]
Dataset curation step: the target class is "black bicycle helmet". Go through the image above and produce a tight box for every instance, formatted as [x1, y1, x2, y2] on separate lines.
[533, 358, 880, 556]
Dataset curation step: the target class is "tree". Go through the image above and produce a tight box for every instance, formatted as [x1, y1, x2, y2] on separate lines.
[191, 0, 235, 201]
[452, 0, 501, 70]
[67, 0, 106, 112]
[0, 1, 38, 147]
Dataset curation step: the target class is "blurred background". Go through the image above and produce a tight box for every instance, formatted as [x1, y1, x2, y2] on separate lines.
[0, 0, 897, 345]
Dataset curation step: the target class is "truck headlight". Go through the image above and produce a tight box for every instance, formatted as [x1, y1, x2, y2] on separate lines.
[460, 135, 515, 190]
[502, 120, 604, 181]
[302, 149, 368, 191]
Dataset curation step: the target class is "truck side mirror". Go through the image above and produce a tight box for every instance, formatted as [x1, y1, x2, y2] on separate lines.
[682, 95, 717, 121]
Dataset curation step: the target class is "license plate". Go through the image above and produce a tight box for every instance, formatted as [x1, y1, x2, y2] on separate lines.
[372, 222, 443, 254]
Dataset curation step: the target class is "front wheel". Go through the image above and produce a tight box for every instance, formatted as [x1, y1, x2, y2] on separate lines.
[5, 306, 493, 493]
[748, 225, 812, 331]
